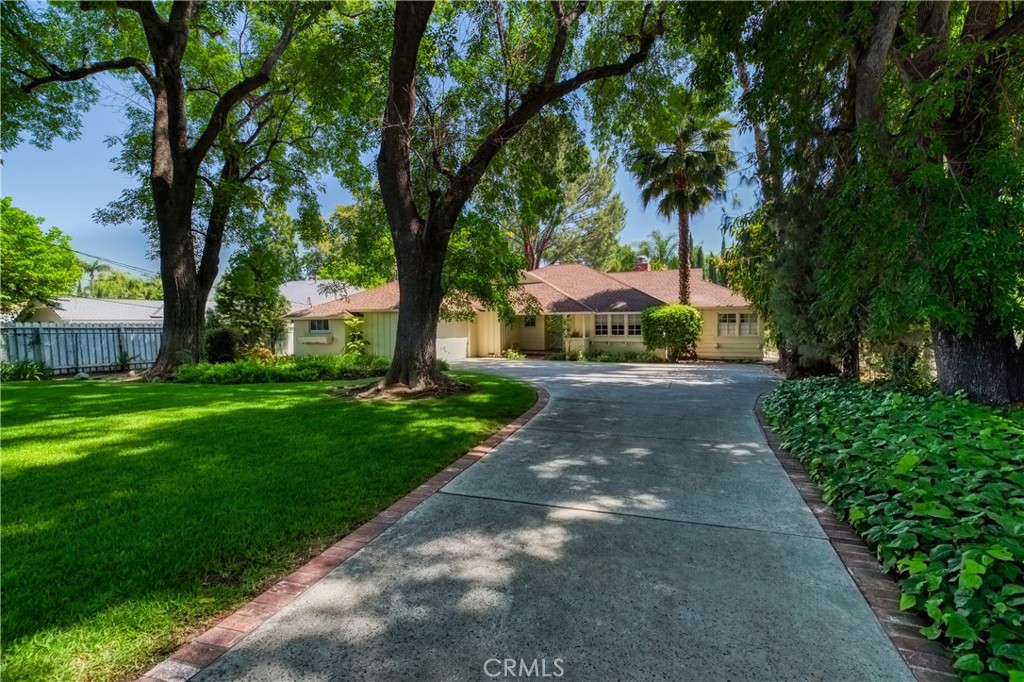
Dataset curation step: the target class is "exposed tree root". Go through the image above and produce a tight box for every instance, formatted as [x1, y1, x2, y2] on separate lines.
[333, 374, 473, 400]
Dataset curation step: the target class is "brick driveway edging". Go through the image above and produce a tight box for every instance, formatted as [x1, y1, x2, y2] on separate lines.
[754, 397, 958, 682]
[138, 385, 550, 682]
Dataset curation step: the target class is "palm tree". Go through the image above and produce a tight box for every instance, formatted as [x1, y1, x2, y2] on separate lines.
[78, 259, 112, 297]
[637, 230, 678, 270]
[632, 109, 737, 302]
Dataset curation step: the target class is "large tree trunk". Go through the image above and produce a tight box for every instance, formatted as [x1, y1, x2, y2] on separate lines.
[149, 183, 211, 376]
[677, 209, 691, 304]
[384, 228, 450, 389]
[931, 316, 1021, 404]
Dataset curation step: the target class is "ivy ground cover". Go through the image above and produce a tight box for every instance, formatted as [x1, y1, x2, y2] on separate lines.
[0, 373, 535, 682]
[763, 378, 1024, 681]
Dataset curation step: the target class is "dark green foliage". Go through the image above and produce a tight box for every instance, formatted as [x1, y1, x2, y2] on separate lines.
[640, 304, 703, 360]
[212, 245, 290, 348]
[204, 328, 241, 364]
[0, 360, 52, 381]
[763, 379, 1024, 681]
[175, 353, 391, 385]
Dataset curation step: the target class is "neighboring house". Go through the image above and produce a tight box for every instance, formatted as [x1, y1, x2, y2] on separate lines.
[288, 263, 765, 361]
[24, 297, 165, 323]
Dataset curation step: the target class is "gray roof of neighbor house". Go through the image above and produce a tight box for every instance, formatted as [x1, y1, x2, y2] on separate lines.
[279, 280, 352, 315]
[28, 280, 352, 323]
[289, 264, 751, 319]
[34, 297, 165, 323]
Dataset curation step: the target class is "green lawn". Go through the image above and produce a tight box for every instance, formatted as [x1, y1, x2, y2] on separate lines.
[0, 372, 535, 682]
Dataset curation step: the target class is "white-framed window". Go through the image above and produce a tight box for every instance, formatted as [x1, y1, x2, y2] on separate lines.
[524, 316, 537, 328]
[739, 313, 759, 336]
[308, 319, 330, 332]
[594, 313, 641, 336]
[718, 313, 737, 336]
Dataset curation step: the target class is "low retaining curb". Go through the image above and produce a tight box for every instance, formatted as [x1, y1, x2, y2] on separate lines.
[139, 384, 551, 682]
[754, 398, 958, 682]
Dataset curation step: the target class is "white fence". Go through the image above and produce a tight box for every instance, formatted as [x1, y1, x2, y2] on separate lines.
[0, 322, 162, 374]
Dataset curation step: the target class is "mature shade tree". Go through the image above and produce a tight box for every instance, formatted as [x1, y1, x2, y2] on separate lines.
[1, 1, 335, 375]
[631, 105, 736, 303]
[373, 1, 667, 391]
[0, 197, 82, 313]
[706, 2, 1024, 401]
[478, 113, 625, 270]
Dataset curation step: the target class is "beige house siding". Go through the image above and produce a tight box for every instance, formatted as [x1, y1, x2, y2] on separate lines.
[291, 317, 347, 357]
[363, 311, 398, 358]
[519, 315, 546, 351]
[27, 307, 64, 322]
[473, 311, 503, 357]
[500, 322, 520, 352]
[695, 308, 764, 360]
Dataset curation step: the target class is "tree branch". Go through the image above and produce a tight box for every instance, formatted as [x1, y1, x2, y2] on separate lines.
[437, 4, 665, 228]
[982, 5, 1024, 43]
[19, 56, 157, 92]
[377, 1, 435, 239]
[189, 5, 322, 167]
[543, 0, 588, 84]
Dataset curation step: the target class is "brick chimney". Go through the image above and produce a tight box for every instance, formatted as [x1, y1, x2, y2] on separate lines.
[632, 255, 651, 272]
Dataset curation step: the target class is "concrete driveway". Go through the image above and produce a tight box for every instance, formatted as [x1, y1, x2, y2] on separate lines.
[196, 360, 912, 682]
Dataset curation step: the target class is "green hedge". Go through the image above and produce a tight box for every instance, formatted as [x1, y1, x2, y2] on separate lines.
[640, 304, 702, 360]
[176, 353, 392, 384]
[763, 378, 1024, 681]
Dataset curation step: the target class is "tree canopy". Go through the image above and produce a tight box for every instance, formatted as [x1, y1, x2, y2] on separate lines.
[0, 197, 82, 313]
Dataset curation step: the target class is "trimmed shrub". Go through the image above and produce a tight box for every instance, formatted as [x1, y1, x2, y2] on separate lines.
[641, 304, 703, 360]
[205, 328, 241, 364]
[176, 353, 391, 384]
[763, 378, 1024, 680]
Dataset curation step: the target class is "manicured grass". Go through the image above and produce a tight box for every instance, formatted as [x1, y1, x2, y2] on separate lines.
[763, 378, 1024, 681]
[0, 372, 535, 682]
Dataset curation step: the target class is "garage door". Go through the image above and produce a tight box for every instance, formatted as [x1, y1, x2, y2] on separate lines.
[436, 320, 469, 360]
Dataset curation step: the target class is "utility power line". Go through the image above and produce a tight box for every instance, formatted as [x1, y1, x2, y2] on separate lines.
[20, 233, 160, 276]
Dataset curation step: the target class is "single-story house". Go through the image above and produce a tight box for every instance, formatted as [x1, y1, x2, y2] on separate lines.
[288, 263, 764, 361]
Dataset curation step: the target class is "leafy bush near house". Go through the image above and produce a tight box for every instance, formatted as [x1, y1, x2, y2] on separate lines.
[176, 353, 390, 384]
[0, 360, 51, 381]
[238, 343, 274, 363]
[502, 347, 526, 360]
[641, 304, 703, 360]
[762, 378, 1024, 681]
[205, 327, 241, 363]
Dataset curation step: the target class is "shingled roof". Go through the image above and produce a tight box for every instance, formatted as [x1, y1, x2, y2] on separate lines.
[289, 264, 750, 318]
[609, 269, 750, 308]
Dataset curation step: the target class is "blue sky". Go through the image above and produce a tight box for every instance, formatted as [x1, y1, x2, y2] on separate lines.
[2, 100, 757, 274]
